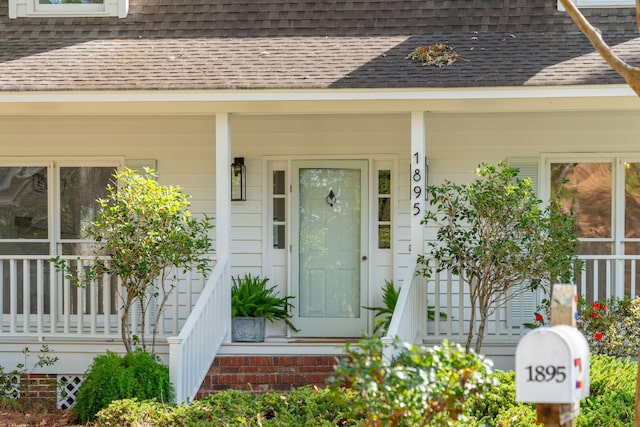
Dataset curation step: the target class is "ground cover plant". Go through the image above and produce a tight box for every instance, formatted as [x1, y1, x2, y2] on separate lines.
[89, 351, 636, 427]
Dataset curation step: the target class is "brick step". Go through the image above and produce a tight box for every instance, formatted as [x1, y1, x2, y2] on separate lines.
[197, 354, 340, 397]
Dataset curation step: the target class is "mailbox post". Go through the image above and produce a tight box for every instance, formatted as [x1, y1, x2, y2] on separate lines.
[515, 284, 590, 427]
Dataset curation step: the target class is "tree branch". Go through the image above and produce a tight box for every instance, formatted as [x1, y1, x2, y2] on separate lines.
[558, 0, 640, 96]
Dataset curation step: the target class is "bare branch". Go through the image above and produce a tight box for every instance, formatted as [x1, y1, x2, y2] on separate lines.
[558, 0, 640, 96]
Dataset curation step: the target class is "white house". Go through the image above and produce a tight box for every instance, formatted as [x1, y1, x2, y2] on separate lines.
[0, 0, 639, 405]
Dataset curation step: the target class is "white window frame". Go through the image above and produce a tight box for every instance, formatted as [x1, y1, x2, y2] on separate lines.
[9, 0, 128, 19]
[540, 153, 640, 256]
[558, 0, 635, 10]
[0, 157, 123, 255]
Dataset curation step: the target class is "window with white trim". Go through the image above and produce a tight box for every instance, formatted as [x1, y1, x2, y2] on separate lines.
[558, 0, 635, 10]
[544, 156, 640, 299]
[0, 161, 119, 315]
[9, 0, 128, 18]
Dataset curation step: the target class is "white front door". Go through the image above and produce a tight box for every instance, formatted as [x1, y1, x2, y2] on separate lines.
[291, 160, 368, 337]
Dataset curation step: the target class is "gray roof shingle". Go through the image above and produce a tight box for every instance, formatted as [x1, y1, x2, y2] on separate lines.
[0, 0, 639, 91]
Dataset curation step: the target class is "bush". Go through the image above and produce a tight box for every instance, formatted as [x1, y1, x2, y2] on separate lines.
[95, 398, 193, 427]
[95, 386, 359, 427]
[73, 349, 173, 424]
[469, 355, 637, 427]
[577, 355, 636, 427]
[529, 296, 640, 358]
[576, 296, 640, 358]
[329, 337, 497, 426]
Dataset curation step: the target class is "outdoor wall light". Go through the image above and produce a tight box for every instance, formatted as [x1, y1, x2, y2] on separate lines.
[231, 157, 246, 201]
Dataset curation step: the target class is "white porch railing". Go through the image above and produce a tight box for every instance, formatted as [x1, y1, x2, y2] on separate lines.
[168, 254, 230, 403]
[0, 255, 210, 341]
[386, 254, 640, 352]
[381, 258, 425, 360]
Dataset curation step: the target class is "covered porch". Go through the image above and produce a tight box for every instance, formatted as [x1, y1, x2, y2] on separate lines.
[0, 90, 639, 404]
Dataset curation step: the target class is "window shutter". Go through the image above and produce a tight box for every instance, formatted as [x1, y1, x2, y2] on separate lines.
[508, 157, 538, 197]
[507, 157, 539, 329]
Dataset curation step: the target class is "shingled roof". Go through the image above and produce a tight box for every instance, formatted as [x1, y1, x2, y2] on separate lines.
[0, 0, 639, 91]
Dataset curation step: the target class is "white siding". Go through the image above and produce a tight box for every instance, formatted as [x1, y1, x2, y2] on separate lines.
[2, 109, 639, 343]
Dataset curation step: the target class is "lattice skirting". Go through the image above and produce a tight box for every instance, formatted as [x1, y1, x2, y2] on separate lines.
[57, 375, 84, 409]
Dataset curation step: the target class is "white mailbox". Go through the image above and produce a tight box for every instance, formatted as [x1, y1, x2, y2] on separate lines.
[515, 325, 590, 404]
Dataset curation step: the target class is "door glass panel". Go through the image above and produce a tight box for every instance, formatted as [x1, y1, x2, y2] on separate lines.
[272, 170, 286, 250]
[0, 166, 48, 240]
[298, 168, 361, 318]
[551, 162, 612, 240]
[378, 198, 391, 222]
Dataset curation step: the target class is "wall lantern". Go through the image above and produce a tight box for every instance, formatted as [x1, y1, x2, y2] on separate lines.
[231, 157, 247, 201]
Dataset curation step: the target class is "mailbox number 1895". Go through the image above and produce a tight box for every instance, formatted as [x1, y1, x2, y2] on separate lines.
[525, 365, 567, 383]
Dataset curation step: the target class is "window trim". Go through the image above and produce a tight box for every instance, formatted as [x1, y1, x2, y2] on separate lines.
[9, 0, 128, 19]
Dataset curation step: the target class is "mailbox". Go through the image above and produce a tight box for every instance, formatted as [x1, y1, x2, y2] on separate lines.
[515, 325, 590, 404]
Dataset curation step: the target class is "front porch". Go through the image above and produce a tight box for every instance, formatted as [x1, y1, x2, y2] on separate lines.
[0, 252, 635, 404]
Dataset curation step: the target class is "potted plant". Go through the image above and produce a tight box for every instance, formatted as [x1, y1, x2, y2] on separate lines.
[231, 274, 299, 342]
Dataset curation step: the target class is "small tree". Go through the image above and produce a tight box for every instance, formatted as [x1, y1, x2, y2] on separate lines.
[54, 168, 213, 353]
[419, 162, 579, 352]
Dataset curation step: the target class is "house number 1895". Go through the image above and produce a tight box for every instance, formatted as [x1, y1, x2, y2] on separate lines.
[525, 365, 567, 383]
[412, 152, 422, 216]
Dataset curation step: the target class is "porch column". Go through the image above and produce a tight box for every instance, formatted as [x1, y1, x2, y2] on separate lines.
[216, 113, 232, 345]
[410, 111, 426, 257]
[216, 113, 232, 259]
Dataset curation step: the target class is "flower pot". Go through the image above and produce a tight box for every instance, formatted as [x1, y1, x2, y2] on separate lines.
[232, 316, 266, 342]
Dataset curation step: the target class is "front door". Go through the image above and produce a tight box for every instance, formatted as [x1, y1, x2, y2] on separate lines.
[291, 160, 368, 337]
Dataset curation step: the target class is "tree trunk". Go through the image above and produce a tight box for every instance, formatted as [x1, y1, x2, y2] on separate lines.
[474, 311, 487, 353]
[466, 284, 478, 352]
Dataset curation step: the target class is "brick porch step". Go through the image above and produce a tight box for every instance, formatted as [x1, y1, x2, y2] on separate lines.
[196, 339, 354, 397]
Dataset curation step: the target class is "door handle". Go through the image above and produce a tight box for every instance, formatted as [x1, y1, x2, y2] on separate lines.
[362, 256, 367, 261]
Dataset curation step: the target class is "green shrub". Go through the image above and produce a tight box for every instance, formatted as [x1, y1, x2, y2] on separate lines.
[469, 355, 636, 427]
[329, 337, 497, 426]
[576, 296, 640, 358]
[73, 350, 173, 424]
[529, 296, 640, 358]
[95, 398, 194, 427]
[96, 386, 359, 427]
[576, 355, 636, 427]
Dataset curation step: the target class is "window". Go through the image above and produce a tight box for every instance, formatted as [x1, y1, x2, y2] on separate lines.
[558, 0, 635, 10]
[9, 0, 128, 18]
[545, 156, 640, 298]
[0, 161, 118, 315]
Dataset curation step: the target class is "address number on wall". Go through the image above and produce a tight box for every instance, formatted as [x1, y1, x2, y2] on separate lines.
[412, 152, 424, 216]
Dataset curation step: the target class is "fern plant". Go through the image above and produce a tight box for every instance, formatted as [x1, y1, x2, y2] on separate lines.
[363, 280, 399, 336]
[365, 280, 447, 336]
[231, 274, 299, 332]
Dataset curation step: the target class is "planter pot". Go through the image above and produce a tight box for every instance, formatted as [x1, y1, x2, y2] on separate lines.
[232, 316, 266, 342]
